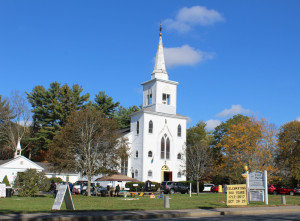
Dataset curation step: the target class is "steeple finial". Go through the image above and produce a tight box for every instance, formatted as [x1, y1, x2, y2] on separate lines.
[160, 22, 162, 36]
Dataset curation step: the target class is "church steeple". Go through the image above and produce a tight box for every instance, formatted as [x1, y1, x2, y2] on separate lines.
[14, 138, 22, 158]
[151, 24, 168, 80]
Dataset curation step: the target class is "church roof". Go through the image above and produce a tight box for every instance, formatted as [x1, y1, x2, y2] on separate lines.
[130, 107, 189, 119]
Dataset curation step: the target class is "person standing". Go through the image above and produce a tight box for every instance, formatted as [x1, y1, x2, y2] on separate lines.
[115, 184, 120, 196]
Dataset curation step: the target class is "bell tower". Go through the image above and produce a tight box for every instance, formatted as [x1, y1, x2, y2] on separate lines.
[142, 25, 178, 115]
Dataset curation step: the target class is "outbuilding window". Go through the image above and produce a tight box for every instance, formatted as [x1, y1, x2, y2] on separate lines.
[148, 151, 152, 158]
[135, 150, 139, 158]
[148, 170, 152, 177]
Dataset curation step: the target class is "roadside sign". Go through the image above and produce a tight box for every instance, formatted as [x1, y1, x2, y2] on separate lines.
[52, 184, 75, 210]
[227, 184, 247, 206]
[250, 190, 264, 201]
[0, 184, 6, 198]
[249, 172, 264, 189]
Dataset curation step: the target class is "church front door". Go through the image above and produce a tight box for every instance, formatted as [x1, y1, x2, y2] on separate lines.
[163, 171, 172, 181]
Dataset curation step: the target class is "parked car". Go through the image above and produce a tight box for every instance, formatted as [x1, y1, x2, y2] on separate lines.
[294, 187, 300, 195]
[268, 184, 295, 195]
[160, 181, 190, 194]
[203, 183, 214, 192]
[211, 185, 219, 193]
[72, 181, 95, 194]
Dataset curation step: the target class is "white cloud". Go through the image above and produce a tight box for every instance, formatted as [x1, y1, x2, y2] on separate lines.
[164, 45, 213, 68]
[216, 105, 252, 118]
[18, 120, 33, 127]
[205, 119, 221, 130]
[164, 6, 224, 33]
[296, 117, 300, 122]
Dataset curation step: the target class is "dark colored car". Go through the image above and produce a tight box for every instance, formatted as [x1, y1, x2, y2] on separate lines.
[268, 184, 295, 195]
[160, 181, 190, 194]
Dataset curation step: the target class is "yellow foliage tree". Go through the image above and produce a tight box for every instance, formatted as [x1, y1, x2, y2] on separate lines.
[217, 117, 278, 184]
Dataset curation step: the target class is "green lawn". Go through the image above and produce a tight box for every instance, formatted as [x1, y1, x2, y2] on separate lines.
[0, 193, 299, 214]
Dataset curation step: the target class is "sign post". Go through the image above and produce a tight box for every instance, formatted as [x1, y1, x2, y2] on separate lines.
[52, 184, 75, 211]
[247, 170, 268, 205]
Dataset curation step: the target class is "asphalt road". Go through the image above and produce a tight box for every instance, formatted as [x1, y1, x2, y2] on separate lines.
[129, 212, 300, 221]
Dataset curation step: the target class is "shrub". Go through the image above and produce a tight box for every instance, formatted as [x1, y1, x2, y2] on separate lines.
[2, 175, 10, 186]
[125, 182, 144, 191]
[13, 169, 49, 197]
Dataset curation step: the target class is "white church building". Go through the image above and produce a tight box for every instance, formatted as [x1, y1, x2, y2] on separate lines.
[121, 30, 188, 183]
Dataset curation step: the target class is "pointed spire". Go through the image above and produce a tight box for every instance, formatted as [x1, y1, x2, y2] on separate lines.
[14, 138, 22, 158]
[152, 24, 168, 80]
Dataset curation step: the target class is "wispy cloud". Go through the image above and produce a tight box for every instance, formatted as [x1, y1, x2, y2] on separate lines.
[163, 6, 224, 33]
[164, 45, 213, 68]
[216, 105, 252, 118]
[296, 117, 300, 122]
[205, 119, 221, 130]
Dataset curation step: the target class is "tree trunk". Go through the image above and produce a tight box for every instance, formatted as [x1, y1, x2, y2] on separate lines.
[197, 180, 199, 196]
[88, 175, 91, 196]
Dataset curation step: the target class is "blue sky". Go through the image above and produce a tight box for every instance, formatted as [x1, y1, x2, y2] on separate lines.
[0, 0, 299, 130]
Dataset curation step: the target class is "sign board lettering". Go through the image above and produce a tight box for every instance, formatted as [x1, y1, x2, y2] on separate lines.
[0, 184, 6, 198]
[227, 184, 247, 206]
[250, 190, 264, 201]
[52, 184, 75, 210]
[249, 172, 264, 189]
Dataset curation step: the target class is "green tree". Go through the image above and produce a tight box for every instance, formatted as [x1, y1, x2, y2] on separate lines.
[0, 95, 13, 159]
[185, 121, 214, 195]
[14, 169, 49, 197]
[2, 175, 11, 186]
[276, 120, 300, 186]
[26, 82, 90, 160]
[48, 107, 128, 196]
[94, 91, 120, 118]
[115, 105, 140, 129]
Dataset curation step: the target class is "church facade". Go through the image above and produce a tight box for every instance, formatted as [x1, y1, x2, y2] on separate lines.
[122, 31, 188, 183]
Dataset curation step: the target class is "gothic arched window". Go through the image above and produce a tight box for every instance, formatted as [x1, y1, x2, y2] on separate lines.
[166, 138, 170, 159]
[177, 124, 182, 137]
[149, 120, 153, 133]
[135, 150, 139, 158]
[135, 169, 138, 178]
[161, 137, 165, 159]
[148, 151, 152, 157]
[137, 121, 139, 135]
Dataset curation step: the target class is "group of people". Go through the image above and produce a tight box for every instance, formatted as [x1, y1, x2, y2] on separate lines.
[106, 184, 120, 197]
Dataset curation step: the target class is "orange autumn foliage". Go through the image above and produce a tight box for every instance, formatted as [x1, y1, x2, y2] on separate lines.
[216, 117, 278, 184]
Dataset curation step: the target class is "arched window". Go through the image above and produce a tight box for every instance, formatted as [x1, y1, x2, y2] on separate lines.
[148, 151, 152, 157]
[149, 120, 153, 133]
[166, 138, 170, 159]
[148, 170, 152, 177]
[177, 153, 181, 160]
[161, 137, 165, 159]
[177, 172, 181, 178]
[135, 169, 138, 178]
[177, 124, 181, 137]
[135, 150, 138, 158]
[136, 121, 139, 134]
